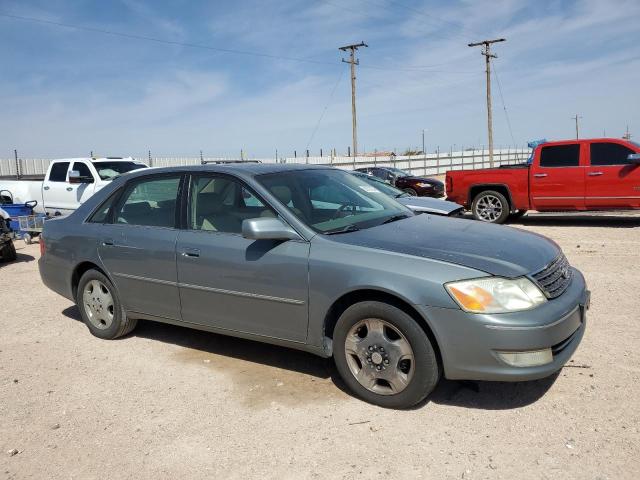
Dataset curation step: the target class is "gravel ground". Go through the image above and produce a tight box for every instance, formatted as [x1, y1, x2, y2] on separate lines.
[1, 213, 639, 480]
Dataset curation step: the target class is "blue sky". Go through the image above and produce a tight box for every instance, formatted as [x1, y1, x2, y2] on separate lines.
[0, 0, 638, 158]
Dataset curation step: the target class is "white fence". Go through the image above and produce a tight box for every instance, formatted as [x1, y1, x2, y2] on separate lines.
[0, 148, 530, 179]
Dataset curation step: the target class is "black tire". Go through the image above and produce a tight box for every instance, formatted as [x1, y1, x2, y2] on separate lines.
[333, 301, 440, 409]
[471, 190, 510, 224]
[0, 241, 17, 262]
[403, 188, 418, 196]
[76, 269, 137, 339]
[508, 209, 527, 221]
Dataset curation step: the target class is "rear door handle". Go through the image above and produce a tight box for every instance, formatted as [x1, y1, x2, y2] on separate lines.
[43, 186, 50, 191]
[588, 171, 603, 176]
[181, 248, 200, 258]
[102, 238, 114, 246]
[66, 187, 73, 191]
[533, 173, 548, 178]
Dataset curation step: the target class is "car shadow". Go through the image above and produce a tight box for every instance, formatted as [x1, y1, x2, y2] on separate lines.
[420, 373, 560, 410]
[0, 252, 35, 267]
[61, 305, 332, 380]
[62, 304, 560, 410]
[511, 213, 640, 228]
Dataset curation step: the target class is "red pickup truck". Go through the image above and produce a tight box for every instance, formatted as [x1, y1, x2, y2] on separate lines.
[446, 138, 640, 223]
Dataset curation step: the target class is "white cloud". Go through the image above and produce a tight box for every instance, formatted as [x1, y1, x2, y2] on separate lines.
[0, 0, 638, 157]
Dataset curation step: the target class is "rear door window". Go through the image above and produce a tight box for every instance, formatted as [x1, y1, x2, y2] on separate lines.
[539, 145, 580, 167]
[48, 162, 70, 182]
[189, 175, 272, 233]
[72, 162, 95, 183]
[115, 176, 181, 227]
[87, 191, 120, 223]
[590, 142, 635, 166]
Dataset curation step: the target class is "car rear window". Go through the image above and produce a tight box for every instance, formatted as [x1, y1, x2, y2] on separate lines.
[48, 162, 70, 182]
[539, 145, 580, 167]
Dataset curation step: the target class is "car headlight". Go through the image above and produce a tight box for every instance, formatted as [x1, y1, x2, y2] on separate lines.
[445, 277, 546, 313]
[415, 182, 433, 188]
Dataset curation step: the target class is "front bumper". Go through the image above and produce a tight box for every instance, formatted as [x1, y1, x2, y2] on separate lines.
[417, 267, 589, 381]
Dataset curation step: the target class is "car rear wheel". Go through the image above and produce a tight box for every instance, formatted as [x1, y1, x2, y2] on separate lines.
[333, 301, 440, 409]
[76, 269, 137, 339]
[403, 188, 418, 196]
[472, 190, 510, 224]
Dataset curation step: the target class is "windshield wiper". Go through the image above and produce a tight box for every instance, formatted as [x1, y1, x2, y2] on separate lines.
[324, 224, 361, 235]
[380, 214, 411, 225]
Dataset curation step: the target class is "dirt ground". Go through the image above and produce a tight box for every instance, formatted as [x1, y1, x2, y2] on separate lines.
[1, 213, 639, 479]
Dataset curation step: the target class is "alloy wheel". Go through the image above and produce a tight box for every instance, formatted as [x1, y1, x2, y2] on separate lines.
[475, 194, 504, 222]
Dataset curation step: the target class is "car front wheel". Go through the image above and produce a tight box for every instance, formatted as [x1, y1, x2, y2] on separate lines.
[333, 301, 440, 409]
[76, 269, 137, 339]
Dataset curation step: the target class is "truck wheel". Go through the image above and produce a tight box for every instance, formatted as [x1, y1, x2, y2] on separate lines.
[509, 210, 527, 221]
[333, 301, 440, 409]
[472, 190, 510, 224]
[23, 233, 32, 245]
[76, 269, 137, 340]
[1, 241, 17, 262]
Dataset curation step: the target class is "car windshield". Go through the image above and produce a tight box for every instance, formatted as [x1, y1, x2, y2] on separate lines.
[92, 161, 148, 180]
[257, 169, 412, 234]
[387, 167, 410, 177]
[352, 172, 407, 198]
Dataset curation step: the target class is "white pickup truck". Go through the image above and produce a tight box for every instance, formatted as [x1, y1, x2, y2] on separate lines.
[0, 157, 148, 216]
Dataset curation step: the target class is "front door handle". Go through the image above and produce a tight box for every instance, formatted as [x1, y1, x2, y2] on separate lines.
[66, 187, 73, 191]
[588, 171, 603, 176]
[102, 238, 114, 246]
[43, 186, 50, 191]
[181, 248, 200, 258]
[533, 173, 548, 178]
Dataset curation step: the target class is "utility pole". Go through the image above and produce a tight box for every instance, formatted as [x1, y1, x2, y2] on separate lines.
[339, 41, 368, 159]
[622, 125, 631, 141]
[422, 129, 426, 174]
[572, 114, 582, 139]
[468, 38, 505, 168]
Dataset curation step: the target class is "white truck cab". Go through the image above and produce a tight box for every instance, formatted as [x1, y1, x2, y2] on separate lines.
[1, 157, 148, 216]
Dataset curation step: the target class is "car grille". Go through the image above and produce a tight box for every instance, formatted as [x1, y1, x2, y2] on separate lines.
[532, 253, 573, 299]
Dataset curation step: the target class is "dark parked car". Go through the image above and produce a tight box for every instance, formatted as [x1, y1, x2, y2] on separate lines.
[39, 164, 589, 408]
[355, 167, 444, 197]
[0, 209, 16, 262]
[350, 171, 464, 216]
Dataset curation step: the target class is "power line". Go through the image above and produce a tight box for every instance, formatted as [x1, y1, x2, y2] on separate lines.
[0, 11, 476, 74]
[492, 63, 516, 145]
[0, 12, 338, 66]
[305, 67, 346, 150]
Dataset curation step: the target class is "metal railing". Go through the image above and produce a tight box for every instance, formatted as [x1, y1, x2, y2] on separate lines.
[0, 148, 529, 180]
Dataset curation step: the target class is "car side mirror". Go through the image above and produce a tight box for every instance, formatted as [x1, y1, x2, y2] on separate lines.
[68, 170, 93, 184]
[242, 217, 301, 241]
[627, 153, 640, 165]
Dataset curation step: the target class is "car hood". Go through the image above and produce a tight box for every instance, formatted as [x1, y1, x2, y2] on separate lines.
[397, 196, 462, 215]
[329, 214, 560, 277]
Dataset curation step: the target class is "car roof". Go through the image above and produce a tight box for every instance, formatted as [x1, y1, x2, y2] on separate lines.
[122, 162, 333, 179]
